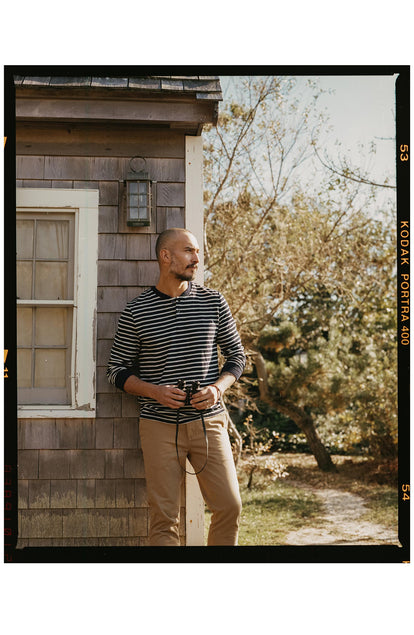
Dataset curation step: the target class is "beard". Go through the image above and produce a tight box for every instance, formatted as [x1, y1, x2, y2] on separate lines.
[173, 266, 197, 281]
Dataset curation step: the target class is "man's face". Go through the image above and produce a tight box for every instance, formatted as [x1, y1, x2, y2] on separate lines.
[167, 232, 200, 281]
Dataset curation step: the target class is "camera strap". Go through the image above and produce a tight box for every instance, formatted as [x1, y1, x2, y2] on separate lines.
[175, 409, 208, 475]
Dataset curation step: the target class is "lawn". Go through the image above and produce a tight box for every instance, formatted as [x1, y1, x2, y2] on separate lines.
[204, 452, 399, 546]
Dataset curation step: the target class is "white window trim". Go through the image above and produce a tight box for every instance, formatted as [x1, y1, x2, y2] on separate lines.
[16, 188, 99, 418]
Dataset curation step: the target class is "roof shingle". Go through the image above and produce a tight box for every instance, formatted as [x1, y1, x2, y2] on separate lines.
[14, 75, 222, 100]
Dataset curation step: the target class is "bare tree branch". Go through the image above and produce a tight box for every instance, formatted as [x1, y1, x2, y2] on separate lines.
[313, 144, 396, 190]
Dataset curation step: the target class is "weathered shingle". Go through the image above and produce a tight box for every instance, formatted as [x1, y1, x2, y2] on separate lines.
[91, 77, 129, 88]
[22, 77, 52, 86]
[128, 77, 161, 90]
[160, 78, 184, 91]
[14, 75, 222, 100]
[183, 79, 220, 92]
[49, 77, 92, 87]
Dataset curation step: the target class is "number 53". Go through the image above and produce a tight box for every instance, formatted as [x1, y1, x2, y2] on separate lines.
[400, 145, 409, 161]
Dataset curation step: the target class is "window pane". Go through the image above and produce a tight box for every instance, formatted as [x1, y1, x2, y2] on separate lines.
[17, 349, 32, 387]
[128, 194, 138, 207]
[36, 220, 69, 259]
[17, 307, 33, 346]
[138, 182, 147, 194]
[35, 307, 69, 346]
[34, 349, 67, 388]
[35, 262, 69, 300]
[17, 261, 33, 299]
[17, 220, 34, 258]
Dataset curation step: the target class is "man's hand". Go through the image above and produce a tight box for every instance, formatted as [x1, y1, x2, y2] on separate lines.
[190, 385, 220, 410]
[154, 384, 187, 410]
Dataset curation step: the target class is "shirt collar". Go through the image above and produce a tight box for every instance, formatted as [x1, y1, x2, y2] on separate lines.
[151, 281, 193, 300]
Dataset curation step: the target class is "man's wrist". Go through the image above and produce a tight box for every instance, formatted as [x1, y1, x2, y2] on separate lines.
[211, 384, 222, 402]
[123, 375, 158, 400]
[213, 372, 236, 397]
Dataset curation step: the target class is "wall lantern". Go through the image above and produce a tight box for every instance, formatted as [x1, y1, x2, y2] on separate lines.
[124, 156, 155, 227]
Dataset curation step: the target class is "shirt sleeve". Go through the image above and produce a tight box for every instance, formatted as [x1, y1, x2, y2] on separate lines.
[217, 293, 246, 380]
[106, 303, 141, 391]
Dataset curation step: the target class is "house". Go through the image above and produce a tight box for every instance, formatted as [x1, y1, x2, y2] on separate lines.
[14, 74, 222, 547]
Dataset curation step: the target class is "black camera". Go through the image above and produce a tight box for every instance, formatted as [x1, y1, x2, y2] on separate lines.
[177, 380, 200, 406]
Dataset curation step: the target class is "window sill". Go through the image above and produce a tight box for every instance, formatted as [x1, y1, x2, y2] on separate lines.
[18, 406, 95, 419]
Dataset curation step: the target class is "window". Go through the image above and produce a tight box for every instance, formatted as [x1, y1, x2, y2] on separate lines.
[16, 188, 99, 418]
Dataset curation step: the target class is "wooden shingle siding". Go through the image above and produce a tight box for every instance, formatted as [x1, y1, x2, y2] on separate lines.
[156, 207, 185, 232]
[96, 366, 116, 394]
[125, 235, 152, 259]
[99, 206, 118, 234]
[50, 480, 77, 508]
[95, 419, 114, 448]
[156, 182, 185, 207]
[16, 155, 44, 178]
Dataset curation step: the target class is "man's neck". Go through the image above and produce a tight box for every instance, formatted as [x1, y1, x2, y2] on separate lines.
[155, 276, 189, 298]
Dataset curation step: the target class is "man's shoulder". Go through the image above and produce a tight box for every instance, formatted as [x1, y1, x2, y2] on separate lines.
[125, 287, 156, 310]
[191, 283, 222, 300]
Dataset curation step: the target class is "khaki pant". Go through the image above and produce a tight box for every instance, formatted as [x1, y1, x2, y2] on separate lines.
[139, 413, 242, 546]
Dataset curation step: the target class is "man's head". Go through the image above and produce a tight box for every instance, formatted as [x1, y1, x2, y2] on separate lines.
[155, 228, 200, 282]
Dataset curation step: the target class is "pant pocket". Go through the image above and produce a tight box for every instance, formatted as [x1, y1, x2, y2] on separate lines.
[206, 413, 228, 430]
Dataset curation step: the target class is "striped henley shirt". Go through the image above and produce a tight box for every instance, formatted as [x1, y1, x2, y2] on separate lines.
[106, 282, 246, 424]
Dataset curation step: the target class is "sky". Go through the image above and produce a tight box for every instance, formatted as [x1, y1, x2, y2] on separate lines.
[311, 74, 397, 183]
[219, 73, 398, 211]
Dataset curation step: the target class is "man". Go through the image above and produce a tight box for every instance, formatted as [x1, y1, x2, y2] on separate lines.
[107, 228, 246, 546]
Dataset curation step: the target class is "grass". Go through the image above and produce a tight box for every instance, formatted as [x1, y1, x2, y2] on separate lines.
[204, 468, 324, 546]
[238, 482, 324, 545]
[359, 486, 399, 530]
[204, 452, 399, 546]
[205, 480, 323, 545]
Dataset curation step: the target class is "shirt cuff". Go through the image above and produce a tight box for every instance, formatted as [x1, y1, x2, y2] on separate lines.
[221, 362, 243, 381]
[114, 369, 136, 391]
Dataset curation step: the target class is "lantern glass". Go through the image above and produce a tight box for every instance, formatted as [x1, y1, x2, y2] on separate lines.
[126, 178, 151, 226]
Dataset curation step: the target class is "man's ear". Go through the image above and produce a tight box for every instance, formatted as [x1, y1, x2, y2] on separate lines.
[160, 248, 171, 264]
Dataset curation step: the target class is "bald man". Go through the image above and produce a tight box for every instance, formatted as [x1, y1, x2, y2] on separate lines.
[107, 228, 246, 546]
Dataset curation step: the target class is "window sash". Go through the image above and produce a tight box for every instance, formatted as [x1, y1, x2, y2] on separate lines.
[16, 212, 75, 405]
[16, 188, 99, 418]
[17, 304, 74, 405]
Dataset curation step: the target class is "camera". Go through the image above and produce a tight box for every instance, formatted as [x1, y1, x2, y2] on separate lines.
[177, 380, 200, 406]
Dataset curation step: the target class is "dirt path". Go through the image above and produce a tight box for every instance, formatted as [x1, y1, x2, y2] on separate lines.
[285, 485, 400, 546]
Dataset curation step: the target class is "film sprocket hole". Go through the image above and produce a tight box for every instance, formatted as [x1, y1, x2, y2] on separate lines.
[177, 379, 201, 406]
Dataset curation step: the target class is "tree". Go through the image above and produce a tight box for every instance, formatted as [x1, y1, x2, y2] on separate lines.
[203, 76, 397, 470]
